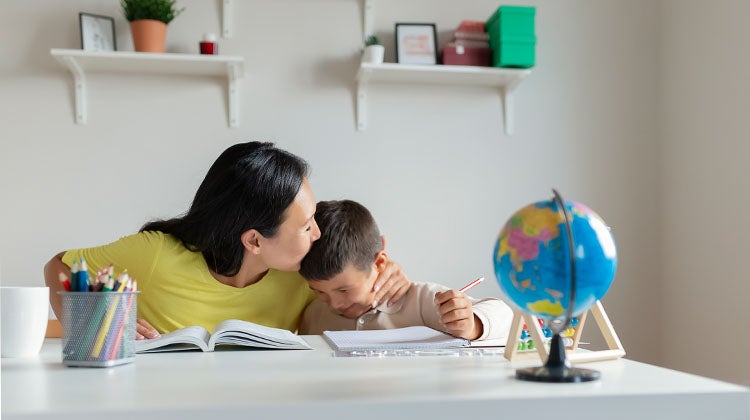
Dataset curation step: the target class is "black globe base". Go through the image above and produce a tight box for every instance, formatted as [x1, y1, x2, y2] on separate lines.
[515, 333, 601, 383]
[516, 364, 600, 383]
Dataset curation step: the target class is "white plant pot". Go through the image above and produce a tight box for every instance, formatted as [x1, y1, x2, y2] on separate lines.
[363, 45, 385, 64]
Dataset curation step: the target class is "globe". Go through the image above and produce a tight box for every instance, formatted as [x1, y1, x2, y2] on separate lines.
[493, 190, 617, 383]
[494, 195, 617, 322]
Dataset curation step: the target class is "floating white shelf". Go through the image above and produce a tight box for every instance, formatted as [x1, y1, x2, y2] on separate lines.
[50, 49, 245, 128]
[356, 62, 531, 134]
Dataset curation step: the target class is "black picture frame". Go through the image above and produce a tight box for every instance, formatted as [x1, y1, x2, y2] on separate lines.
[395, 23, 438, 65]
[79, 12, 116, 52]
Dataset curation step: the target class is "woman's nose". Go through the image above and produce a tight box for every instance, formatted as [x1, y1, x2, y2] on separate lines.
[311, 219, 322, 242]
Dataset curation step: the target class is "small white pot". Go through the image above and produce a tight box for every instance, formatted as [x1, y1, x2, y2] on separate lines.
[363, 45, 385, 64]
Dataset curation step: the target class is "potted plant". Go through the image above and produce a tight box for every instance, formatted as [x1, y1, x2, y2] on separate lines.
[121, 0, 185, 53]
[362, 35, 385, 64]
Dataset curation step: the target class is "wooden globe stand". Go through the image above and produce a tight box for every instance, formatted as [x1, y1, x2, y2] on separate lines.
[504, 300, 625, 364]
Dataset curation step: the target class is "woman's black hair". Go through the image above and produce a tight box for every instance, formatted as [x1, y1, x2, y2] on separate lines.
[141, 141, 309, 276]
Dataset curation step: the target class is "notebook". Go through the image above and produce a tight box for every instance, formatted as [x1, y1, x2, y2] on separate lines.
[322, 326, 471, 352]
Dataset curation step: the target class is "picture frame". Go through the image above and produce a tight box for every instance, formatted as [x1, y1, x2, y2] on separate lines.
[395, 23, 438, 65]
[79, 13, 116, 52]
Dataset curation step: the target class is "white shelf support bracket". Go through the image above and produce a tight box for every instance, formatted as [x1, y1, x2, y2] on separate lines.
[356, 68, 371, 131]
[501, 88, 514, 136]
[222, 0, 232, 39]
[227, 62, 241, 128]
[363, 0, 374, 42]
[60, 56, 87, 125]
[501, 77, 523, 136]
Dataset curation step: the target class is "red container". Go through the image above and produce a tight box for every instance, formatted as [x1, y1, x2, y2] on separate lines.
[200, 41, 218, 55]
[442, 43, 492, 67]
[200, 33, 219, 55]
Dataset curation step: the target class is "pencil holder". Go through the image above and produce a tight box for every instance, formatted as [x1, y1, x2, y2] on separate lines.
[59, 291, 139, 367]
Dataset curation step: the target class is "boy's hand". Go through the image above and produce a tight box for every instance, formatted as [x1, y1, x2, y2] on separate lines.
[434, 290, 482, 340]
[372, 260, 410, 308]
[136, 318, 161, 340]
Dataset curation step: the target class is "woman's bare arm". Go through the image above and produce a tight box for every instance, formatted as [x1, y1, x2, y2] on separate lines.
[43, 252, 70, 320]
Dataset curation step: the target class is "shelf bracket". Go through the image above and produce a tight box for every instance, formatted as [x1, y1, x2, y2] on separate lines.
[356, 67, 372, 131]
[222, 0, 232, 38]
[501, 77, 524, 135]
[59, 56, 87, 125]
[227, 62, 241, 128]
[362, 0, 374, 42]
[501, 89, 514, 135]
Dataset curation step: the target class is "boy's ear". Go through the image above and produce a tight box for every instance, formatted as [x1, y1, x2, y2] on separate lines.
[241, 229, 262, 255]
[374, 250, 389, 271]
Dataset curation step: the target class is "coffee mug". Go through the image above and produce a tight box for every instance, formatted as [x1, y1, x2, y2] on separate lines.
[1, 286, 50, 357]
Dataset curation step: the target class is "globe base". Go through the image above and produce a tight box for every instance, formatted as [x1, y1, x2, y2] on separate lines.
[515, 365, 600, 383]
[515, 333, 601, 383]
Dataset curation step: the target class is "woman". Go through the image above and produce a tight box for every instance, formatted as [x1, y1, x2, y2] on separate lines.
[44, 141, 410, 339]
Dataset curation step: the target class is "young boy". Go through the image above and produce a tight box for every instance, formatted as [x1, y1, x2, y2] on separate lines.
[298, 200, 513, 341]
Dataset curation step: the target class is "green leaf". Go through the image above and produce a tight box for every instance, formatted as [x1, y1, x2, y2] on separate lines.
[121, 0, 185, 24]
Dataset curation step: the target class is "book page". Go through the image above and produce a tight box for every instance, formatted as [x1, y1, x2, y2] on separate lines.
[136, 326, 210, 353]
[323, 326, 470, 351]
[469, 337, 507, 347]
[208, 319, 312, 350]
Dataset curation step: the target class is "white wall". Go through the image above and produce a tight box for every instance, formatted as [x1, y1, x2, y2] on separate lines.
[0, 0, 691, 380]
[659, 0, 750, 386]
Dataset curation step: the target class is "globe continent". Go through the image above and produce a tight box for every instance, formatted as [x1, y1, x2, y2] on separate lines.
[493, 199, 617, 321]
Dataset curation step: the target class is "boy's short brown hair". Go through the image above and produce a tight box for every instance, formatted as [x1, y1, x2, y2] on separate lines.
[299, 200, 381, 281]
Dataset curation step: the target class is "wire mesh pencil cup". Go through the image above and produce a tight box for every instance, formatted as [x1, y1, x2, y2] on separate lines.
[59, 291, 139, 367]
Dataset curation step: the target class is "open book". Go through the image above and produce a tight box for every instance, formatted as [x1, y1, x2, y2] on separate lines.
[323, 326, 471, 352]
[136, 319, 312, 353]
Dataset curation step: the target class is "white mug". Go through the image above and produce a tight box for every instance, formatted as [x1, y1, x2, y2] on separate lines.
[1, 286, 49, 357]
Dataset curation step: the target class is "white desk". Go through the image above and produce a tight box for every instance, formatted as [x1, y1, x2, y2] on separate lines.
[2, 337, 748, 420]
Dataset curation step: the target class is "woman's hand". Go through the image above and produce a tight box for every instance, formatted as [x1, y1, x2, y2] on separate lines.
[434, 289, 482, 340]
[371, 260, 411, 308]
[136, 318, 161, 340]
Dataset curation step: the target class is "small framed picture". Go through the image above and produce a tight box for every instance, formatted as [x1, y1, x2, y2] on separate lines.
[395, 23, 438, 65]
[79, 13, 116, 52]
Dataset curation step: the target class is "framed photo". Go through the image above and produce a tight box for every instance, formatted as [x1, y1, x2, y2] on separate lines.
[395, 23, 438, 65]
[79, 13, 116, 52]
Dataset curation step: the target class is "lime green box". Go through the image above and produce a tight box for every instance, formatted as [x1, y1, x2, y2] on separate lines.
[486, 5, 536, 68]
[491, 36, 536, 68]
[486, 5, 536, 37]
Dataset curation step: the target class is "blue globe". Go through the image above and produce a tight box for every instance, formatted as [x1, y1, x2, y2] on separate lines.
[493, 197, 617, 321]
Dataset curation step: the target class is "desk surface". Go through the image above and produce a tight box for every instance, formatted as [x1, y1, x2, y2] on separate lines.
[2, 337, 748, 420]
